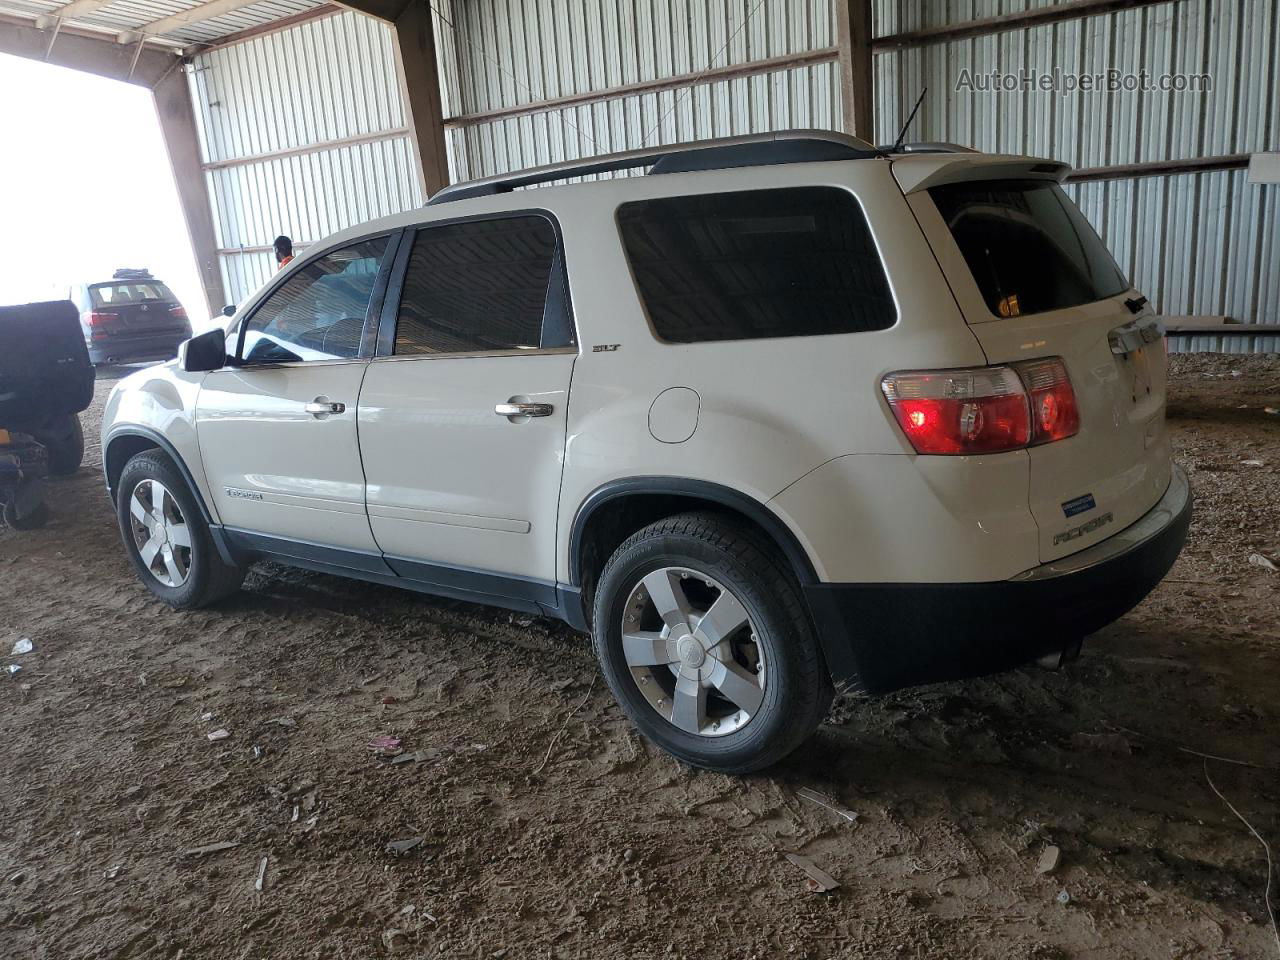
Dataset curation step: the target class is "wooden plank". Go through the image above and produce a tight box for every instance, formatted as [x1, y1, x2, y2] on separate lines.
[835, 1, 874, 141]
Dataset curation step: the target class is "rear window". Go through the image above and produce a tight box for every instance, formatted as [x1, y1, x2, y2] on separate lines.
[929, 179, 1128, 318]
[89, 282, 174, 307]
[617, 187, 896, 344]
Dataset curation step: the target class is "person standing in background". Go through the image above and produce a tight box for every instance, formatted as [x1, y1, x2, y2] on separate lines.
[274, 235, 294, 270]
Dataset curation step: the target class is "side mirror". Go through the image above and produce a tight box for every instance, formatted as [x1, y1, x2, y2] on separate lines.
[179, 329, 229, 372]
[222, 304, 236, 318]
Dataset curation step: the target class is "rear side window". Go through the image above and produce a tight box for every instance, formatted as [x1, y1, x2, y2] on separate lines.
[616, 187, 896, 344]
[929, 179, 1128, 318]
[393, 215, 570, 355]
[90, 282, 174, 306]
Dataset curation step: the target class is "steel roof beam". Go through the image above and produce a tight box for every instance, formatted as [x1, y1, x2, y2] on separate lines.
[119, 0, 277, 41]
[34, 0, 118, 29]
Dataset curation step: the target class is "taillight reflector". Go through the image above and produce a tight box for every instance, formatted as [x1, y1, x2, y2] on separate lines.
[882, 358, 1079, 455]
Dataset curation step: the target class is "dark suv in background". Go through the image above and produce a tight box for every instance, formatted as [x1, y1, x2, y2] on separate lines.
[70, 269, 191, 365]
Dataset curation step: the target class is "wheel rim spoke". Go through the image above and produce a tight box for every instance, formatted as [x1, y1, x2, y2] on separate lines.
[641, 569, 693, 631]
[670, 675, 707, 734]
[156, 483, 173, 521]
[691, 590, 750, 648]
[709, 659, 764, 716]
[163, 549, 184, 585]
[622, 565, 767, 739]
[622, 630, 673, 667]
[128, 478, 190, 588]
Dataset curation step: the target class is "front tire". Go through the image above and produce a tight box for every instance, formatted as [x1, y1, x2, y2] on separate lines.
[116, 450, 246, 608]
[592, 512, 832, 774]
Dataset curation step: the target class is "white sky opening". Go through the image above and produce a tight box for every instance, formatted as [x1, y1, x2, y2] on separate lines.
[0, 53, 211, 331]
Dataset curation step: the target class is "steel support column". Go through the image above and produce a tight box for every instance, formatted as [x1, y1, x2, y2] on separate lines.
[337, 0, 449, 197]
[153, 67, 227, 318]
[835, 0, 874, 141]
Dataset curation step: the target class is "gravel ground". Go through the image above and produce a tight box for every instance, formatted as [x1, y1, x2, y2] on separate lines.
[1, 353, 1278, 959]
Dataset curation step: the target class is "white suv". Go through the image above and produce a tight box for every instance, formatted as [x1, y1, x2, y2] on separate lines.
[102, 130, 1190, 773]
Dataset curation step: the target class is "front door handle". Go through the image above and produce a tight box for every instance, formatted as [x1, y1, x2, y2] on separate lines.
[305, 398, 346, 417]
[495, 401, 553, 419]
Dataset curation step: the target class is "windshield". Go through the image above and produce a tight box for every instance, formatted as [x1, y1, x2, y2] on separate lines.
[929, 179, 1128, 318]
[89, 282, 174, 307]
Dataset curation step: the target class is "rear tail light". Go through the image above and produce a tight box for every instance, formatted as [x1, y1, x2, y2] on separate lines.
[83, 311, 118, 340]
[169, 304, 188, 320]
[881, 357, 1079, 455]
[1018, 357, 1080, 444]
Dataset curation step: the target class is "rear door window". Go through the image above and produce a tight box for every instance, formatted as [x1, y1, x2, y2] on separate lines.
[391, 214, 571, 355]
[928, 179, 1128, 318]
[616, 186, 896, 344]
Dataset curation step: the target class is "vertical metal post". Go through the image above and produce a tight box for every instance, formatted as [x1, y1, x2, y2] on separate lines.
[392, 0, 449, 198]
[152, 65, 228, 318]
[836, 0, 874, 141]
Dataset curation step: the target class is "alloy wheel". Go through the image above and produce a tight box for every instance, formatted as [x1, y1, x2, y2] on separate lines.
[128, 478, 192, 588]
[621, 567, 766, 737]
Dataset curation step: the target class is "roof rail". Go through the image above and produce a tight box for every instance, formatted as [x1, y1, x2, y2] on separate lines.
[878, 141, 979, 155]
[427, 129, 879, 206]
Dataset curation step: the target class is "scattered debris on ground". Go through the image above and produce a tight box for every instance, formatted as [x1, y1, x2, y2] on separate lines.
[1, 355, 1277, 957]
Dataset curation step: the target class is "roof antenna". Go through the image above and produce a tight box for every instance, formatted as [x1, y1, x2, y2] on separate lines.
[892, 87, 928, 152]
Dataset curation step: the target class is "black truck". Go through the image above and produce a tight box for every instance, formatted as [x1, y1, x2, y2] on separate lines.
[0, 300, 95, 528]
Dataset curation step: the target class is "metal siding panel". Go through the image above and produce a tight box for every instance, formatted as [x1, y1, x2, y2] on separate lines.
[185, 11, 421, 299]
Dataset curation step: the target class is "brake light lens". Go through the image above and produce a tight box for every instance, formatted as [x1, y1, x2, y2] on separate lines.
[1019, 357, 1080, 444]
[169, 304, 187, 320]
[881, 358, 1079, 455]
[83, 311, 118, 340]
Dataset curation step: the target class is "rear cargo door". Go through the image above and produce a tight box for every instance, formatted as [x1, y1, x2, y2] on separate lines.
[87, 282, 186, 335]
[908, 173, 1171, 563]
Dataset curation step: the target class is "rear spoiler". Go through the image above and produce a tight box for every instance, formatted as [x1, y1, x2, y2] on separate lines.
[891, 154, 1070, 194]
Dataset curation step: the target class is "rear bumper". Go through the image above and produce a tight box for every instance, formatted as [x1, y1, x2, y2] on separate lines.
[88, 333, 186, 365]
[805, 465, 1192, 694]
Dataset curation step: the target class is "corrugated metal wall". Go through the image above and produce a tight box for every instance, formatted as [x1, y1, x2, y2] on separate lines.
[188, 11, 423, 303]
[434, 0, 842, 180]
[189, 0, 1276, 348]
[873, 0, 1280, 349]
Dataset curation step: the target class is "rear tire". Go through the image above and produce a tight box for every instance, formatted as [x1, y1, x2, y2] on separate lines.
[592, 512, 832, 774]
[116, 450, 246, 608]
[34, 415, 85, 476]
[3, 497, 49, 530]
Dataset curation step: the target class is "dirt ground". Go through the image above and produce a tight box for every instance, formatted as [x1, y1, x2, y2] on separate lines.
[1, 353, 1278, 960]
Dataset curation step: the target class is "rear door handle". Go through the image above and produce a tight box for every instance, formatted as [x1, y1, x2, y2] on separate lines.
[305, 398, 346, 417]
[495, 402, 553, 418]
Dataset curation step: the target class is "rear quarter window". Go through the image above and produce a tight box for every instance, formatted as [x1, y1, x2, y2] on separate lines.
[929, 179, 1128, 318]
[616, 186, 896, 344]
